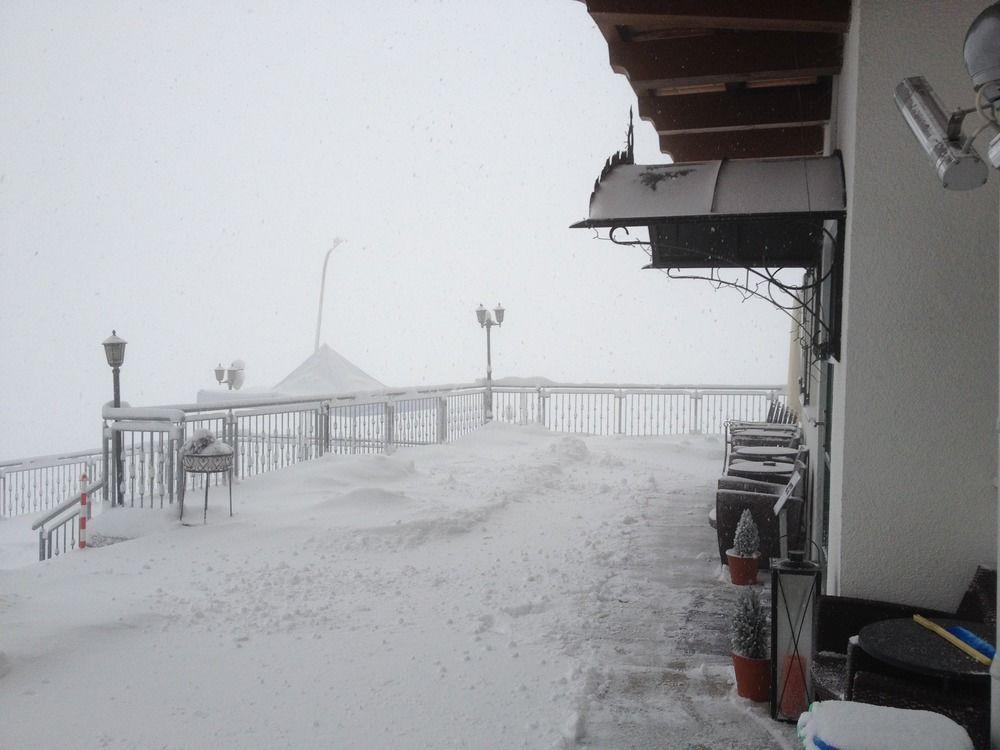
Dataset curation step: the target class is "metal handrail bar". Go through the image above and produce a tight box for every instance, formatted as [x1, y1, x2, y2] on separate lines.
[100, 406, 186, 421]
[491, 382, 785, 391]
[0, 448, 104, 471]
[491, 386, 785, 396]
[157, 382, 485, 414]
[32, 478, 106, 531]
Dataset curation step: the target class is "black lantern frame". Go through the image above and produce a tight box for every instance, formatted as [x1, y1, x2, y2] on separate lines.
[770, 552, 822, 722]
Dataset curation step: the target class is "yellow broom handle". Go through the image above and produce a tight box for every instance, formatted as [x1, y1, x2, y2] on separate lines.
[912, 614, 992, 666]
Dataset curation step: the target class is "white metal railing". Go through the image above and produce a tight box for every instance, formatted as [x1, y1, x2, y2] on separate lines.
[2, 382, 786, 517]
[32, 477, 105, 561]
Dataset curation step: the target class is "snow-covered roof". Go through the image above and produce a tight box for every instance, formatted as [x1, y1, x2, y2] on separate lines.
[273, 344, 384, 397]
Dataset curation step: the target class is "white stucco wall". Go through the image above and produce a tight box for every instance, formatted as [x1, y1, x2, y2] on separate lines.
[829, 0, 998, 610]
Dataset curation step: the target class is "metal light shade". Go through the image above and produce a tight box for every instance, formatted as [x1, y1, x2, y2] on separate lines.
[493, 304, 505, 325]
[476, 304, 489, 326]
[770, 552, 821, 721]
[214, 364, 226, 383]
[965, 2, 1000, 103]
[102, 330, 127, 368]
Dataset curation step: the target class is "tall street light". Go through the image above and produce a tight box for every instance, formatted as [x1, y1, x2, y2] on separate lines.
[315, 238, 346, 353]
[102, 331, 127, 506]
[475, 303, 505, 421]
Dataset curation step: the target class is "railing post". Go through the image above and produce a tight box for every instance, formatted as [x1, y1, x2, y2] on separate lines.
[615, 390, 624, 435]
[225, 410, 238, 477]
[691, 390, 702, 434]
[536, 388, 547, 427]
[166, 435, 176, 505]
[320, 403, 331, 455]
[38, 528, 45, 562]
[101, 422, 110, 505]
[437, 397, 449, 444]
[79, 472, 88, 549]
[384, 401, 395, 451]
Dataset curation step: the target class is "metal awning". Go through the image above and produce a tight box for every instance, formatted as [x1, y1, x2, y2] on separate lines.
[571, 153, 845, 269]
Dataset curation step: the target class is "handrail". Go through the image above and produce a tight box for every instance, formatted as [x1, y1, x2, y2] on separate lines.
[32, 478, 106, 531]
[0, 448, 104, 471]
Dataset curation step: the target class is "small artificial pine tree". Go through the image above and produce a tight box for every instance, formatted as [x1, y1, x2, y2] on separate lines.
[732, 508, 760, 557]
[731, 586, 768, 659]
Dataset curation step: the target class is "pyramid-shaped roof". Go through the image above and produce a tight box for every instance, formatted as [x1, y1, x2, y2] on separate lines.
[273, 344, 384, 397]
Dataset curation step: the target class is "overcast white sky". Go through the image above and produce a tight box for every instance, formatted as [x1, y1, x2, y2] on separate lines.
[1, 1, 792, 458]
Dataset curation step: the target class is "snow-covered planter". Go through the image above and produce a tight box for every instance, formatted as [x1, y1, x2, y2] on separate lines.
[726, 509, 760, 585]
[180, 429, 233, 473]
[731, 586, 770, 702]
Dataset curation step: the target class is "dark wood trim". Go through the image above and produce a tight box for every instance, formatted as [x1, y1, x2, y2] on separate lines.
[610, 31, 843, 91]
[639, 80, 833, 134]
[659, 126, 826, 161]
[586, 0, 851, 34]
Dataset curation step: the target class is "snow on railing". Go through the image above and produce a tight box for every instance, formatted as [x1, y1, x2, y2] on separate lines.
[2, 382, 785, 518]
[31, 476, 105, 561]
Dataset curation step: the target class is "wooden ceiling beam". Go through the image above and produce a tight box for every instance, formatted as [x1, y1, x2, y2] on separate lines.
[586, 0, 851, 34]
[659, 126, 826, 162]
[609, 31, 843, 91]
[639, 80, 832, 134]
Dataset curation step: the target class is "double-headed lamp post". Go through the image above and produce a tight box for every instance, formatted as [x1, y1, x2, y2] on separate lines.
[475, 303, 505, 421]
[214, 362, 245, 390]
[102, 331, 127, 506]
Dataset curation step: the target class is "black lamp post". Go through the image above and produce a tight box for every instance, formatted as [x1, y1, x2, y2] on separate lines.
[102, 331, 127, 506]
[770, 550, 821, 721]
[475, 303, 505, 421]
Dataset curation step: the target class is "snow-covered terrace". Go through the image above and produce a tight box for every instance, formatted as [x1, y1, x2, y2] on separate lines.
[0, 423, 795, 748]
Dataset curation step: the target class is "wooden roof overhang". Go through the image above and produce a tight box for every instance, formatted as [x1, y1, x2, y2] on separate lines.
[581, 0, 851, 161]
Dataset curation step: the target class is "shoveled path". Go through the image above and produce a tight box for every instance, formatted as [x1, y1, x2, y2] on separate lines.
[565, 436, 798, 749]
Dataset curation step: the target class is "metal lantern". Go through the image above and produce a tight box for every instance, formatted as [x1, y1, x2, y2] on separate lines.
[493, 303, 505, 326]
[214, 363, 226, 384]
[102, 330, 127, 368]
[770, 551, 821, 721]
[476, 304, 489, 327]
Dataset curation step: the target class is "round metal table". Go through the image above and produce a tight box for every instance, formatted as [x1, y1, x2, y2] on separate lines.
[726, 460, 795, 480]
[858, 618, 992, 682]
[180, 450, 233, 524]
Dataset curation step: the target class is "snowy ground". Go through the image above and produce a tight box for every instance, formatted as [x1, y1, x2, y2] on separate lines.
[0, 424, 795, 749]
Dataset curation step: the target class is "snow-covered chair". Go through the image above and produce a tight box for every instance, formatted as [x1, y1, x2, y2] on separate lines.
[798, 701, 974, 750]
[714, 489, 804, 570]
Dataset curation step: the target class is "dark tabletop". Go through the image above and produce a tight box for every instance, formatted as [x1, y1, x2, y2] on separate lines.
[732, 446, 802, 459]
[727, 460, 795, 476]
[858, 618, 993, 681]
[732, 428, 799, 438]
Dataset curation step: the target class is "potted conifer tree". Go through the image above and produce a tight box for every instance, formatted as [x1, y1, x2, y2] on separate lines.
[727, 509, 761, 585]
[731, 586, 770, 702]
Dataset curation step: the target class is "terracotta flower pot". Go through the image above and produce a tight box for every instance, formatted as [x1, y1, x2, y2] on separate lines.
[726, 549, 760, 585]
[732, 652, 771, 702]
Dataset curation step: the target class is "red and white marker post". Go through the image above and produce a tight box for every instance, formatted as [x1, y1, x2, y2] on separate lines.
[79, 472, 88, 549]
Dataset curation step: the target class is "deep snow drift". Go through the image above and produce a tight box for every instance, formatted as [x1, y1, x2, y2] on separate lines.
[0, 424, 793, 749]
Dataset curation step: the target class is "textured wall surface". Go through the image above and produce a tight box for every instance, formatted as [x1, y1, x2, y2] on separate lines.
[830, 0, 998, 610]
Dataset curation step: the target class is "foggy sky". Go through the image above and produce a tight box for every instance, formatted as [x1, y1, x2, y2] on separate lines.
[1, 1, 791, 458]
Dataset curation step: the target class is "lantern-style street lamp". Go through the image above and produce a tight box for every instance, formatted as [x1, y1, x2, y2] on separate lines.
[102, 331, 127, 506]
[770, 550, 822, 721]
[213, 361, 245, 390]
[475, 303, 505, 421]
